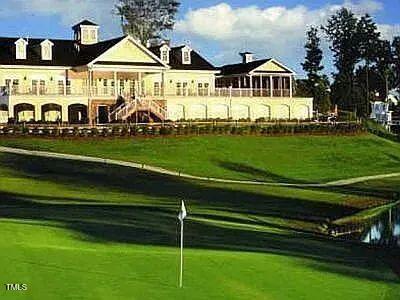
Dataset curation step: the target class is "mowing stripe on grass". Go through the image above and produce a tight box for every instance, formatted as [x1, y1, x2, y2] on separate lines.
[1, 146, 400, 187]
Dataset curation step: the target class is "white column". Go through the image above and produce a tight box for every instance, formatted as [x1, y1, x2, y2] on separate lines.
[260, 75, 263, 97]
[238, 76, 241, 97]
[249, 75, 253, 97]
[35, 104, 41, 121]
[64, 70, 67, 96]
[161, 71, 165, 97]
[289, 76, 293, 98]
[280, 77, 283, 97]
[62, 105, 68, 123]
[113, 71, 118, 98]
[88, 69, 92, 97]
[270, 76, 273, 97]
[138, 72, 142, 97]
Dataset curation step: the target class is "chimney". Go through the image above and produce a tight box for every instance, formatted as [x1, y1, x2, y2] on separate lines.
[240, 52, 254, 64]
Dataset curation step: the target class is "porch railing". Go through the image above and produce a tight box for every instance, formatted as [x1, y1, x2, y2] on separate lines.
[0, 85, 293, 98]
[0, 86, 87, 96]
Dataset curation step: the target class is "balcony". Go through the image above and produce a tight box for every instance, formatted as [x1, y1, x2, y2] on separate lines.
[1, 85, 293, 99]
[0, 86, 87, 97]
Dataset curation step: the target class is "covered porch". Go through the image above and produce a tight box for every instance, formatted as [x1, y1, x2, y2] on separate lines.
[215, 73, 293, 98]
[86, 65, 166, 99]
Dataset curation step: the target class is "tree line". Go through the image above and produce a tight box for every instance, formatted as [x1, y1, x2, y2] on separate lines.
[301, 8, 400, 116]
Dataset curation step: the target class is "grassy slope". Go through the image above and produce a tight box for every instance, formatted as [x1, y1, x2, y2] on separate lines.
[0, 153, 399, 299]
[1, 134, 400, 183]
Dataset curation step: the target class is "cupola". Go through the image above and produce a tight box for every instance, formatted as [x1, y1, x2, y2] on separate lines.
[240, 52, 254, 64]
[72, 19, 99, 45]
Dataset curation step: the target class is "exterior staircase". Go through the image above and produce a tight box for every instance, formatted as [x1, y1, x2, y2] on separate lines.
[109, 98, 167, 122]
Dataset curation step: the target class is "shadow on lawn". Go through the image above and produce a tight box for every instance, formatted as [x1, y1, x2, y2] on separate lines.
[218, 160, 399, 201]
[216, 160, 310, 184]
[0, 153, 398, 283]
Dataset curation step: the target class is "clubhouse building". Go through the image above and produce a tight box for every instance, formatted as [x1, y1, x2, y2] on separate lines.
[0, 20, 313, 124]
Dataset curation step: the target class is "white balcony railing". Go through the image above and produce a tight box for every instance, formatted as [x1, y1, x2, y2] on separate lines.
[0, 85, 293, 98]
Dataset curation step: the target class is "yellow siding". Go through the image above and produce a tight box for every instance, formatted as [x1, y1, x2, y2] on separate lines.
[254, 61, 288, 72]
[100, 39, 156, 63]
[144, 71, 215, 95]
[0, 68, 86, 94]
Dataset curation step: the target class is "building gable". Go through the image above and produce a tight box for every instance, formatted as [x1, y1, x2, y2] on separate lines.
[253, 59, 294, 74]
[94, 38, 160, 65]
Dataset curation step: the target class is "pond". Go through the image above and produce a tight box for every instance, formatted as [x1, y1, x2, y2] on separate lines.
[361, 204, 400, 247]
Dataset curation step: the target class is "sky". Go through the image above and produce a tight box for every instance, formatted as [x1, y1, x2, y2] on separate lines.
[0, 0, 399, 77]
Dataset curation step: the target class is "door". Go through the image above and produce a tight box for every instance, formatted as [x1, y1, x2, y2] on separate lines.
[97, 106, 109, 124]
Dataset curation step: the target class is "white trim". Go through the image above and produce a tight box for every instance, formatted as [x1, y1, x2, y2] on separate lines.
[90, 65, 166, 72]
[40, 39, 54, 46]
[251, 58, 296, 75]
[0, 65, 71, 70]
[88, 36, 169, 69]
[167, 70, 219, 74]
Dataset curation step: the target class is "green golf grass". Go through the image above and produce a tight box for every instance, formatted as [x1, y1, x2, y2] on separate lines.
[0, 152, 399, 299]
[1, 134, 400, 183]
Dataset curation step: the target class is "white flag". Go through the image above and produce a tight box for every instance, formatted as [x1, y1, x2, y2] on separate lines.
[178, 200, 187, 222]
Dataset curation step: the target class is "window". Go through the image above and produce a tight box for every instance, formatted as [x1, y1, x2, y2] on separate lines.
[119, 79, 125, 95]
[8, 79, 19, 95]
[182, 82, 188, 96]
[91, 30, 96, 40]
[32, 80, 38, 95]
[66, 80, 71, 95]
[162, 50, 169, 62]
[83, 29, 89, 41]
[58, 80, 64, 95]
[103, 79, 108, 95]
[183, 51, 190, 64]
[41, 44, 52, 60]
[154, 82, 160, 96]
[39, 80, 46, 95]
[15, 41, 27, 60]
[176, 82, 182, 96]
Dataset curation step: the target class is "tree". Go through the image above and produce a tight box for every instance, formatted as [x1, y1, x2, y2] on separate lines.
[375, 39, 394, 98]
[356, 14, 381, 113]
[323, 8, 361, 113]
[393, 37, 400, 89]
[116, 0, 180, 45]
[302, 27, 331, 112]
[302, 27, 323, 86]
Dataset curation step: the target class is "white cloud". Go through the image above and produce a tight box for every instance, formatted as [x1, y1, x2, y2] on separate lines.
[175, 0, 398, 71]
[0, 0, 121, 37]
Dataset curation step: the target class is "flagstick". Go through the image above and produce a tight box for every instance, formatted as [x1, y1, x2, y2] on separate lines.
[179, 219, 184, 288]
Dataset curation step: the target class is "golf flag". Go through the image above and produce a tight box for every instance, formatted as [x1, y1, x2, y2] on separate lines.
[178, 200, 187, 222]
[178, 200, 187, 288]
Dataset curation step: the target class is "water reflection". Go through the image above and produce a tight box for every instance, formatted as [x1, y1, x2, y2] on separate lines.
[362, 205, 400, 247]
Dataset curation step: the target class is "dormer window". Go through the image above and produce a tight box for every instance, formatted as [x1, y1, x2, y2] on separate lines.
[15, 38, 28, 60]
[40, 40, 54, 60]
[181, 46, 192, 65]
[159, 44, 170, 64]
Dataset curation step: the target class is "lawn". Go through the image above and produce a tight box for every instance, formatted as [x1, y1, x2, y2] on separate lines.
[1, 134, 400, 183]
[0, 152, 399, 299]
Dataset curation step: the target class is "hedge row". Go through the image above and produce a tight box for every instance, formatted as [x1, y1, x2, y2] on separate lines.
[0, 123, 365, 137]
